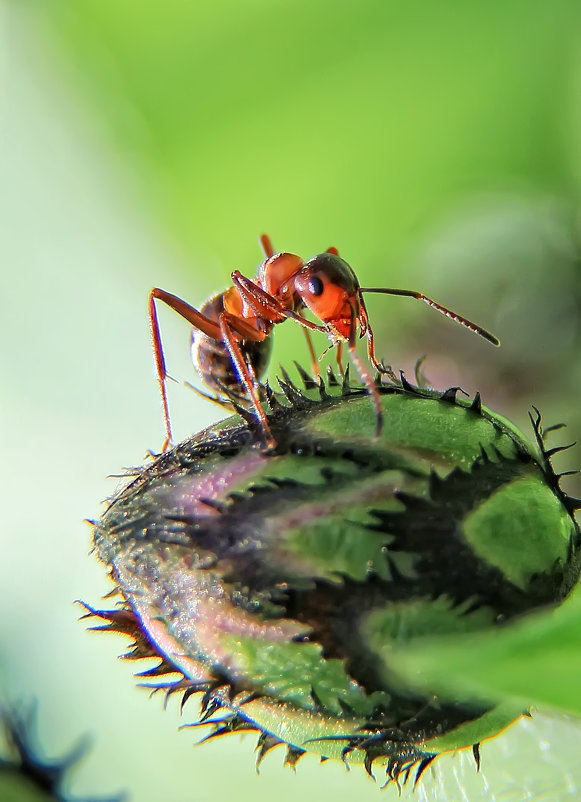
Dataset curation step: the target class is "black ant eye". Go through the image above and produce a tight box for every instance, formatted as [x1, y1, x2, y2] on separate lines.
[308, 276, 324, 296]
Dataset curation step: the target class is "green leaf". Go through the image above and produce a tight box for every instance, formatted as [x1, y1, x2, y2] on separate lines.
[222, 634, 390, 718]
[391, 584, 581, 715]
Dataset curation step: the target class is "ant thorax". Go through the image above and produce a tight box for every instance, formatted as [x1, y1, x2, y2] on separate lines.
[258, 252, 304, 308]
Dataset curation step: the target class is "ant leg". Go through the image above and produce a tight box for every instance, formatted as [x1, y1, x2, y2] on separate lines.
[232, 272, 329, 333]
[259, 234, 275, 258]
[367, 328, 397, 382]
[149, 288, 222, 451]
[335, 341, 345, 377]
[296, 310, 320, 379]
[184, 381, 235, 411]
[262, 237, 335, 260]
[149, 292, 173, 451]
[358, 296, 397, 382]
[347, 344, 384, 436]
[186, 371, 257, 412]
[302, 329, 320, 378]
[232, 272, 287, 322]
[218, 313, 275, 450]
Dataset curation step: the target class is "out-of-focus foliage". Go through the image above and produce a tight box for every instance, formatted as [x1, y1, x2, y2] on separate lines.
[37, 0, 581, 264]
[35, 0, 581, 485]
[0, 706, 122, 802]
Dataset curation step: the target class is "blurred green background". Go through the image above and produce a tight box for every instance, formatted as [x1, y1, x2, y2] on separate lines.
[1, 0, 580, 800]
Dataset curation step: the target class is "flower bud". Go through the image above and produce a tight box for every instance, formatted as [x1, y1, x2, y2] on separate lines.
[91, 374, 580, 785]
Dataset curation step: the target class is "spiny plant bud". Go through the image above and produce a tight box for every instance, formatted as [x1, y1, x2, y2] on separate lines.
[90, 370, 580, 787]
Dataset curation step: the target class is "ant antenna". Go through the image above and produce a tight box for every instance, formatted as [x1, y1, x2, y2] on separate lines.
[359, 287, 500, 346]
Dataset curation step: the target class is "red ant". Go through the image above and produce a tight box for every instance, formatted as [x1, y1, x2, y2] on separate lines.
[149, 234, 499, 451]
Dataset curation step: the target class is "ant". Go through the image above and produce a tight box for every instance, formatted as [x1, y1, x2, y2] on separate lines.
[149, 234, 499, 451]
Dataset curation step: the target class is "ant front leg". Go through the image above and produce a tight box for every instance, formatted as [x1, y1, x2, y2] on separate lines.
[231, 272, 329, 333]
[218, 312, 276, 451]
[232, 272, 330, 385]
[358, 297, 397, 382]
[149, 288, 222, 452]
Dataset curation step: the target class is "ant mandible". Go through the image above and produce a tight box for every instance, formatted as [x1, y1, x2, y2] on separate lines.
[149, 234, 499, 451]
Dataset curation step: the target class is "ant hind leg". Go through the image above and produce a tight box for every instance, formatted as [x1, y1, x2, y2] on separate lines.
[184, 380, 238, 412]
[149, 287, 222, 452]
[259, 234, 275, 258]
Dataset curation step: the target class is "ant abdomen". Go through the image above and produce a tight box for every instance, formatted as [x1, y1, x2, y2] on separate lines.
[190, 292, 273, 394]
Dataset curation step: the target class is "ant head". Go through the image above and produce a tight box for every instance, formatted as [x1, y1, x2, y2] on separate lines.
[294, 253, 361, 338]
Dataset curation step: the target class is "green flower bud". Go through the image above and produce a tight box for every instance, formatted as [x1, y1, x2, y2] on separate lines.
[90, 373, 580, 787]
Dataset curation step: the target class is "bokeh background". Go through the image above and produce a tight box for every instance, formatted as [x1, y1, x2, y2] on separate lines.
[1, 1, 580, 800]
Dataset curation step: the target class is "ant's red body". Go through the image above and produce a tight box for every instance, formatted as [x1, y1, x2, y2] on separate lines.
[149, 235, 499, 450]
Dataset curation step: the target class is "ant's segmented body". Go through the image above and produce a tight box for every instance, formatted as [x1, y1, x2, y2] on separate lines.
[149, 235, 499, 451]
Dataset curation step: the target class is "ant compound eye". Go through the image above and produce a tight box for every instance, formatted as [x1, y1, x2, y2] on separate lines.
[308, 276, 324, 296]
